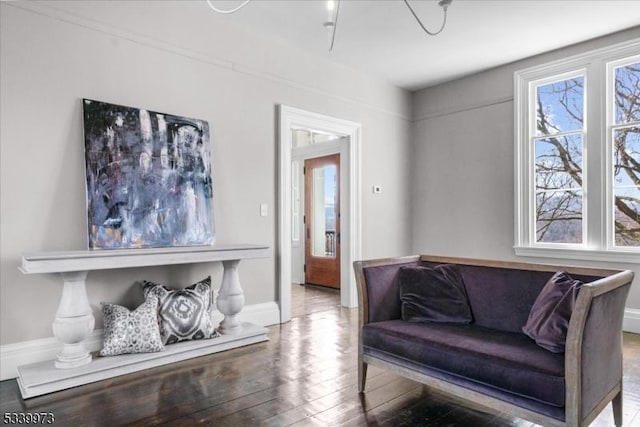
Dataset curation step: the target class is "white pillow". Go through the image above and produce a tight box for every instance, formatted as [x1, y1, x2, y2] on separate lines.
[100, 294, 164, 356]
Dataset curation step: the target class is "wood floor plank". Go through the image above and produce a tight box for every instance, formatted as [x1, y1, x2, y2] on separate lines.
[369, 388, 466, 427]
[2, 283, 640, 426]
[257, 372, 406, 426]
[340, 386, 431, 427]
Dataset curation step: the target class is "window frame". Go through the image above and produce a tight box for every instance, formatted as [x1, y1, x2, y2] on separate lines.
[606, 54, 640, 252]
[530, 69, 587, 247]
[514, 38, 640, 264]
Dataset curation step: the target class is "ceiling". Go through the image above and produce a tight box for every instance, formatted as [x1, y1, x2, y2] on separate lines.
[209, 0, 640, 91]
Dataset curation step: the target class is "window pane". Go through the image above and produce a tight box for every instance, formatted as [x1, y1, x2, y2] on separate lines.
[292, 161, 300, 242]
[615, 62, 640, 124]
[613, 127, 640, 186]
[311, 164, 337, 258]
[614, 187, 640, 247]
[292, 129, 341, 148]
[613, 125, 640, 248]
[535, 134, 583, 190]
[536, 190, 582, 243]
[536, 76, 584, 136]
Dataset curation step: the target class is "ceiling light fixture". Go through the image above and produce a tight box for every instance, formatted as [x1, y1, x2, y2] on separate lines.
[404, 0, 452, 36]
[324, 0, 341, 51]
[206, 0, 251, 14]
[206, 0, 452, 51]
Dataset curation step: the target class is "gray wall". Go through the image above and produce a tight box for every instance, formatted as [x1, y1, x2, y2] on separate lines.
[0, 1, 413, 345]
[411, 27, 640, 309]
[3, 1, 636, 348]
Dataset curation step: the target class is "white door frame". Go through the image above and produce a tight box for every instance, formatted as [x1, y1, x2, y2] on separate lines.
[278, 105, 362, 323]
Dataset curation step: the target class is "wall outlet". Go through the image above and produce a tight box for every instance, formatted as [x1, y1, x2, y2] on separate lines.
[372, 185, 382, 194]
[260, 203, 268, 217]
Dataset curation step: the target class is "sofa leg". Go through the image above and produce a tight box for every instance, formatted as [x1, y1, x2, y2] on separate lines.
[612, 390, 623, 427]
[358, 362, 368, 393]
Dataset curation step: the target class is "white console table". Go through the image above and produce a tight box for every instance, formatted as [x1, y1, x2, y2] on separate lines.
[17, 244, 270, 398]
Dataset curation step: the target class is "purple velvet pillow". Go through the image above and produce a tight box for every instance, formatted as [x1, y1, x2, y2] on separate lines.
[399, 264, 473, 324]
[522, 271, 583, 353]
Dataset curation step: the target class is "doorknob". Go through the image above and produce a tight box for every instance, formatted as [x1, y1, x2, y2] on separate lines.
[306, 228, 310, 239]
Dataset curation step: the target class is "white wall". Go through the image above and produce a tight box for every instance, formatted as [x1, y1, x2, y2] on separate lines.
[411, 27, 640, 318]
[0, 1, 412, 347]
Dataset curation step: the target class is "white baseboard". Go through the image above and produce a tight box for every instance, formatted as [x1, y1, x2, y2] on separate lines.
[1, 331, 104, 382]
[623, 308, 640, 334]
[1, 302, 281, 381]
[212, 301, 280, 328]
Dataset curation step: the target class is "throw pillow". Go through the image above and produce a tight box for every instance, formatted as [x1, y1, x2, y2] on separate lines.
[100, 294, 164, 356]
[399, 264, 473, 324]
[522, 271, 584, 353]
[141, 276, 219, 345]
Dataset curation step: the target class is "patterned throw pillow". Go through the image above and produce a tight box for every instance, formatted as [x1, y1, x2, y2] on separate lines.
[141, 276, 219, 345]
[100, 294, 164, 356]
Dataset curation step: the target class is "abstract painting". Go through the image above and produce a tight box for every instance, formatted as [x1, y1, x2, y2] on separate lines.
[82, 99, 214, 249]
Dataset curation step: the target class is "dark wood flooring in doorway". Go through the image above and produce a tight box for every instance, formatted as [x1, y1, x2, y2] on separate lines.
[2, 284, 640, 426]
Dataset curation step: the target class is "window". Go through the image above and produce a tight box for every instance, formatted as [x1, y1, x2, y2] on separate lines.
[515, 39, 640, 263]
[609, 59, 640, 248]
[534, 73, 585, 244]
[292, 160, 301, 242]
[290, 128, 342, 244]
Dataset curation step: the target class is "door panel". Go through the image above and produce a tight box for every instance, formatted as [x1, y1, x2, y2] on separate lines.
[304, 154, 340, 288]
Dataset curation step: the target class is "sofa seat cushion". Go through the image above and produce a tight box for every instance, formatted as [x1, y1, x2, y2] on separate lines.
[362, 320, 566, 407]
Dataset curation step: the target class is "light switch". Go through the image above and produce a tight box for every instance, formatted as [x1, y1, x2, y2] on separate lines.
[260, 203, 268, 217]
[373, 185, 382, 194]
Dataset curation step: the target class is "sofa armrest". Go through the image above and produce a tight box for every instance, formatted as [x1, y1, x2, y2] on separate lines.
[565, 269, 634, 426]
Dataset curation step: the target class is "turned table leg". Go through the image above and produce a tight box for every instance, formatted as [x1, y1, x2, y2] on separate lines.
[216, 260, 245, 334]
[52, 271, 95, 369]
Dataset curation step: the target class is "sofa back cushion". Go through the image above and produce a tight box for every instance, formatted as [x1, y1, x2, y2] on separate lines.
[362, 261, 420, 323]
[421, 261, 602, 333]
[522, 271, 583, 353]
[399, 264, 473, 324]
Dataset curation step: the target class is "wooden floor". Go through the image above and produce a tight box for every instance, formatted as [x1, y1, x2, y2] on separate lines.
[2, 284, 640, 426]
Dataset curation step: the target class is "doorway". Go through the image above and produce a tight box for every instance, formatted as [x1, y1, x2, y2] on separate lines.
[304, 153, 340, 289]
[278, 105, 362, 324]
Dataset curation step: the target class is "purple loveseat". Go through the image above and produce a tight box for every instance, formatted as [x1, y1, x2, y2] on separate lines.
[353, 255, 634, 427]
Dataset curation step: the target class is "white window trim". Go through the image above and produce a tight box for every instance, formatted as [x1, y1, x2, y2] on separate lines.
[606, 54, 640, 253]
[514, 38, 640, 264]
